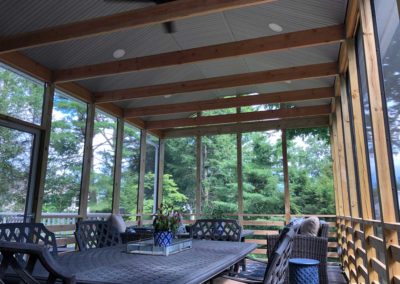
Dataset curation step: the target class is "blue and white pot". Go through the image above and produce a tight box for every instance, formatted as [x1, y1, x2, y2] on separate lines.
[154, 231, 173, 247]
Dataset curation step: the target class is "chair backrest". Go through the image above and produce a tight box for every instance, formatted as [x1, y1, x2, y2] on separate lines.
[263, 225, 297, 284]
[75, 220, 121, 251]
[318, 221, 329, 238]
[191, 219, 242, 242]
[0, 223, 57, 256]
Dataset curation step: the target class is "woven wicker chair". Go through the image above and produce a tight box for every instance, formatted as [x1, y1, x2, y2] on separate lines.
[266, 221, 329, 284]
[75, 220, 121, 251]
[220, 224, 298, 284]
[190, 219, 242, 242]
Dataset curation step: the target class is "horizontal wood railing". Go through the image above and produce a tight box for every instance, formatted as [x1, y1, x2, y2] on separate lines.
[336, 215, 400, 282]
[0, 212, 339, 262]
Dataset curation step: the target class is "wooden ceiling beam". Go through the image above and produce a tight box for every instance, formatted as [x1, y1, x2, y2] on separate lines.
[0, 51, 157, 136]
[54, 25, 344, 82]
[125, 87, 334, 118]
[95, 62, 338, 103]
[146, 105, 331, 130]
[161, 116, 330, 138]
[0, 52, 52, 82]
[0, 0, 273, 54]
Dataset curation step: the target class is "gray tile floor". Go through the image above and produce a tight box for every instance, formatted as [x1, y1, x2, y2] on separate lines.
[327, 264, 347, 283]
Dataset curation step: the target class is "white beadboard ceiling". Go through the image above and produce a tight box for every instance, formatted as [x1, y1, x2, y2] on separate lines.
[0, 0, 347, 121]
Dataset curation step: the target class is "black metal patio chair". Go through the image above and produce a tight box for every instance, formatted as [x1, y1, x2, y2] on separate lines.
[0, 223, 75, 283]
[190, 219, 242, 242]
[0, 222, 58, 256]
[74, 220, 121, 251]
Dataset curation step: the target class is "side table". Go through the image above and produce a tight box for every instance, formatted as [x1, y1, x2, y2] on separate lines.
[289, 258, 320, 284]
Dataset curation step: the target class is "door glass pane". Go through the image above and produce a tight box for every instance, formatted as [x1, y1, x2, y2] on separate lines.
[0, 125, 35, 221]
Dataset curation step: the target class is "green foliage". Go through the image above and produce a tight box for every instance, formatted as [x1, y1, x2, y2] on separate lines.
[0, 65, 335, 217]
[153, 205, 180, 232]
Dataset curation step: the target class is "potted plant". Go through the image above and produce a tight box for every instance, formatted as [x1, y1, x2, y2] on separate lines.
[153, 205, 180, 247]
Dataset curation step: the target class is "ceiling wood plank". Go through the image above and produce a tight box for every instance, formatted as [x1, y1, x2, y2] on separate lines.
[95, 62, 338, 103]
[161, 116, 330, 138]
[146, 105, 331, 129]
[125, 87, 334, 118]
[0, 0, 273, 53]
[54, 25, 344, 82]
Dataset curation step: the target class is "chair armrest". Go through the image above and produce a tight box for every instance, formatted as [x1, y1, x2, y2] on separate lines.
[291, 235, 328, 262]
[0, 241, 75, 283]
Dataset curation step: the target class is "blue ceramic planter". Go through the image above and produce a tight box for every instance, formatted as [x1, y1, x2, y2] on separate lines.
[154, 231, 173, 247]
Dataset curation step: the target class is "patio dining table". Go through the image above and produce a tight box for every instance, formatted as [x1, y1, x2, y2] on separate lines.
[36, 239, 257, 284]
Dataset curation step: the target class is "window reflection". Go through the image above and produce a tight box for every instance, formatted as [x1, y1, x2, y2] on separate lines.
[373, 0, 400, 208]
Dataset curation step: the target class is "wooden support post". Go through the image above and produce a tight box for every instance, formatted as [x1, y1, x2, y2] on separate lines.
[331, 124, 344, 217]
[330, 128, 340, 217]
[33, 83, 54, 222]
[196, 135, 203, 218]
[237, 132, 243, 225]
[359, 0, 400, 281]
[112, 119, 124, 214]
[79, 103, 95, 220]
[335, 101, 352, 278]
[347, 38, 378, 283]
[137, 130, 147, 226]
[340, 75, 364, 283]
[157, 139, 165, 209]
[282, 129, 290, 224]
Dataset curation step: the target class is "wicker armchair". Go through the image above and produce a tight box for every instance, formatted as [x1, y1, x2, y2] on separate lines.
[190, 219, 242, 242]
[266, 221, 329, 284]
[220, 225, 298, 284]
[75, 220, 121, 251]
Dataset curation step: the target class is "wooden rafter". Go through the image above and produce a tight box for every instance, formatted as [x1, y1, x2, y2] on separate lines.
[0, 0, 273, 54]
[345, 0, 359, 38]
[54, 25, 344, 82]
[0, 51, 159, 136]
[124, 87, 334, 118]
[95, 62, 338, 103]
[162, 116, 330, 138]
[146, 105, 331, 130]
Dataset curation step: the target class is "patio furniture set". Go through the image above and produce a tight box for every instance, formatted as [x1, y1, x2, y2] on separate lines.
[0, 217, 329, 283]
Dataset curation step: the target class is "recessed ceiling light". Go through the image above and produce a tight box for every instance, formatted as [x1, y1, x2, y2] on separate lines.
[113, 49, 126, 59]
[285, 80, 292, 84]
[268, 23, 283, 33]
[164, 95, 172, 98]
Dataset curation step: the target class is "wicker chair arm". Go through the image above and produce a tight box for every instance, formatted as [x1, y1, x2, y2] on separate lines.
[0, 241, 75, 283]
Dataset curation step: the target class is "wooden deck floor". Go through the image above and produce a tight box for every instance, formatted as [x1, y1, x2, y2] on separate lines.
[214, 264, 347, 284]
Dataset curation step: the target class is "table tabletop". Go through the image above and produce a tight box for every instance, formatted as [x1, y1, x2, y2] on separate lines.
[49, 240, 256, 284]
